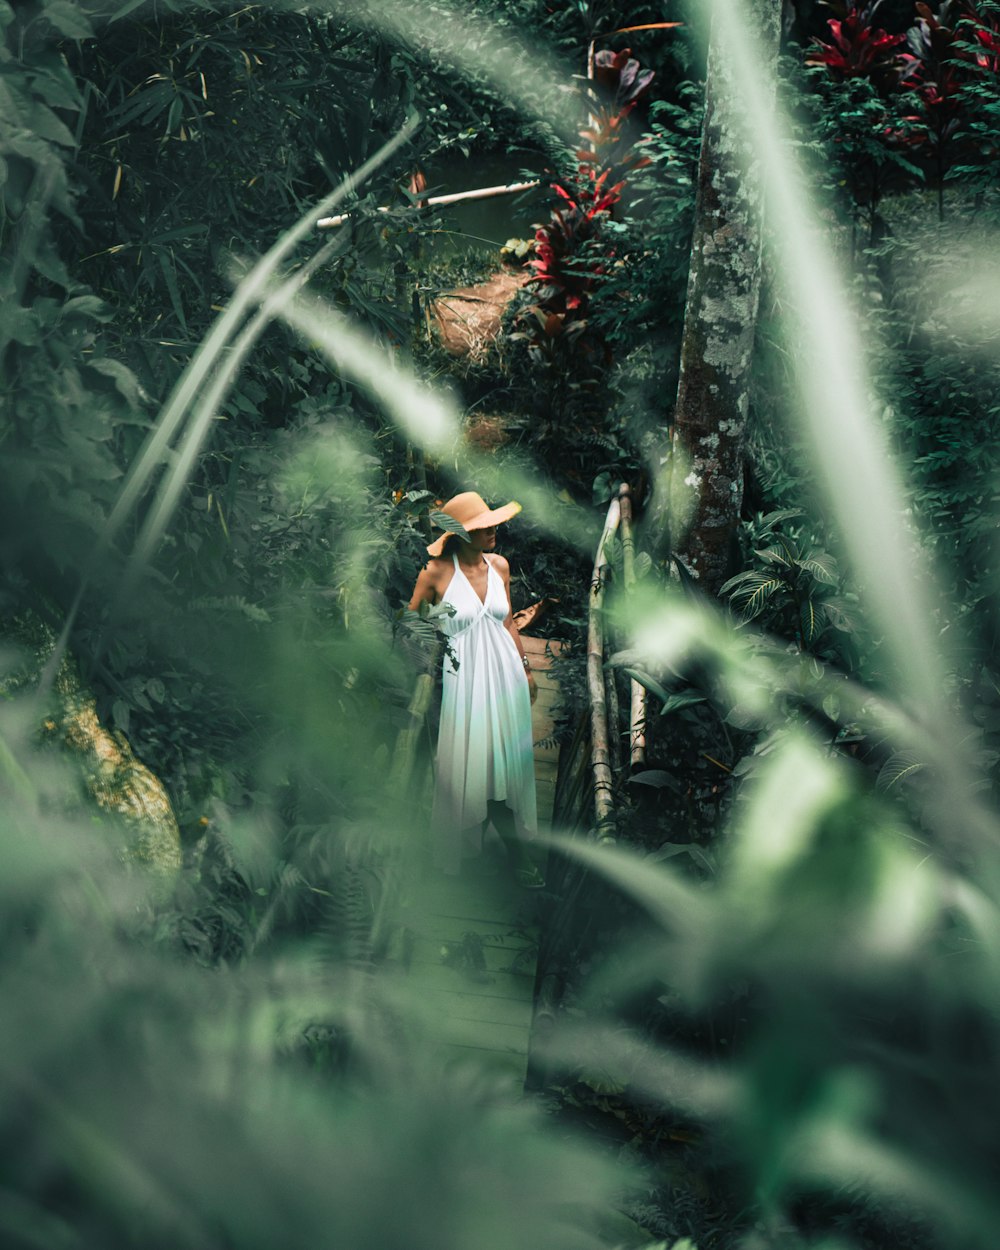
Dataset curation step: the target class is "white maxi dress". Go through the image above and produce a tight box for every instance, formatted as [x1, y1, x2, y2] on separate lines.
[431, 552, 537, 875]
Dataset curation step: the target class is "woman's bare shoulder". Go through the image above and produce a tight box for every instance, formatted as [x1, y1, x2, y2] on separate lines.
[423, 556, 455, 590]
[486, 553, 511, 575]
[409, 556, 452, 609]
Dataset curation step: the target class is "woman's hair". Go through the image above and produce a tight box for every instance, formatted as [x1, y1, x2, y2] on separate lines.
[435, 532, 455, 555]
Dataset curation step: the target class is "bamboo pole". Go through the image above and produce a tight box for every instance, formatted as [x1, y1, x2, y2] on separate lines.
[604, 665, 622, 776]
[618, 483, 647, 769]
[317, 180, 539, 230]
[588, 495, 621, 840]
[388, 671, 435, 793]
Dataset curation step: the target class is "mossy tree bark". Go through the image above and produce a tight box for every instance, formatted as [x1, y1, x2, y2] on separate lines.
[1, 611, 182, 879]
[655, 0, 782, 594]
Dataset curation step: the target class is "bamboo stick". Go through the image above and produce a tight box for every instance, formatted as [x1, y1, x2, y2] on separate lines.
[388, 671, 434, 792]
[317, 180, 540, 230]
[604, 665, 622, 775]
[618, 483, 647, 769]
[588, 495, 621, 840]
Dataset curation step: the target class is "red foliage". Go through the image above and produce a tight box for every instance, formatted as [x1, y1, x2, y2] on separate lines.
[516, 49, 654, 359]
[806, 0, 1000, 201]
[896, 0, 1000, 180]
[806, 1, 911, 94]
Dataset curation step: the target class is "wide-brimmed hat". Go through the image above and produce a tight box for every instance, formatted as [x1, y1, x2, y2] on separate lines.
[427, 491, 521, 557]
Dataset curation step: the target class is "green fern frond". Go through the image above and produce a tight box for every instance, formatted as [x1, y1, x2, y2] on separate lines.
[189, 595, 271, 623]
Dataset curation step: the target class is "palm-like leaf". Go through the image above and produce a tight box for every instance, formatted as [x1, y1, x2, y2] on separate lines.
[876, 749, 928, 791]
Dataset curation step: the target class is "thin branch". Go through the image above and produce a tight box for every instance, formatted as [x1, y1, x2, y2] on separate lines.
[317, 180, 539, 230]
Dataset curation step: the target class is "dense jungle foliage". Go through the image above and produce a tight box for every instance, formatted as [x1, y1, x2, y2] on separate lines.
[2, 0, 1000, 1246]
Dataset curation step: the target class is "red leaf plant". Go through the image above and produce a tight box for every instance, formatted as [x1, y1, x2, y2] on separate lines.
[805, 0, 913, 96]
[513, 48, 654, 365]
[896, 0, 1000, 213]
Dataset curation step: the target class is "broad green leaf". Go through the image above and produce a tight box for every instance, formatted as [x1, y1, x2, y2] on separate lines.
[658, 690, 707, 716]
[107, 0, 154, 21]
[621, 666, 671, 705]
[25, 60, 85, 112]
[799, 552, 840, 586]
[61, 294, 108, 321]
[628, 769, 681, 791]
[42, 0, 93, 39]
[757, 508, 803, 532]
[800, 597, 818, 645]
[719, 569, 769, 597]
[156, 251, 188, 334]
[429, 510, 471, 542]
[740, 577, 782, 621]
[757, 545, 793, 568]
[87, 358, 142, 408]
[25, 101, 77, 148]
[772, 533, 799, 566]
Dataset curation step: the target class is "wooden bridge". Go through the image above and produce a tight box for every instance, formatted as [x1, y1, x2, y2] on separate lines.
[386, 634, 561, 1083]
[385, 486, 640, 1088]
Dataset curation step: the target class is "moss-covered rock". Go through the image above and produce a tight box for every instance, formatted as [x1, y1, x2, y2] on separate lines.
[0, 610, 182, 879]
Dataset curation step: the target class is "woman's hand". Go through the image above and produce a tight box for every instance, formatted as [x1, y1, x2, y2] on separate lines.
[527, 671, 538, 705]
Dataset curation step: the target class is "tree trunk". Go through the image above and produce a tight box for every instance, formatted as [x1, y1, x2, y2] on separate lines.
[655, 0, 781, 594]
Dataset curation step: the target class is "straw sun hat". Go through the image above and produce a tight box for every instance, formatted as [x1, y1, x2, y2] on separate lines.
[427, 491, 521, 557]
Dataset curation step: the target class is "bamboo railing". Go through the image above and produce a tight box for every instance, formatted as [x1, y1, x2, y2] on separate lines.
[387, 669, 435, 793]
[587, 491, 622, 840]
[529, 483, 644, 1089]
[549, 482, 645, 839]
[618, 484, 647, 768]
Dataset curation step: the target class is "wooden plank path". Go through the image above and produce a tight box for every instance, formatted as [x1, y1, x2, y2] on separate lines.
[393, 635, 563, 1084]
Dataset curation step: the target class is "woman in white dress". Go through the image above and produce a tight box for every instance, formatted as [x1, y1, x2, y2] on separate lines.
[408, 492, 543, 887]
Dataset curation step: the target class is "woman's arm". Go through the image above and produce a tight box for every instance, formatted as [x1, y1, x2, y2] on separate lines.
[408, 564, 441, 611]
[492, 555, 537, 705]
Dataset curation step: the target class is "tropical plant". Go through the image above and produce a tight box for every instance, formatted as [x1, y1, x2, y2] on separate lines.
[512, 47, 655, 366]
[805, 0, 911, 93]
[720, 510, 861, 662]
[802, 3, 921, 241]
